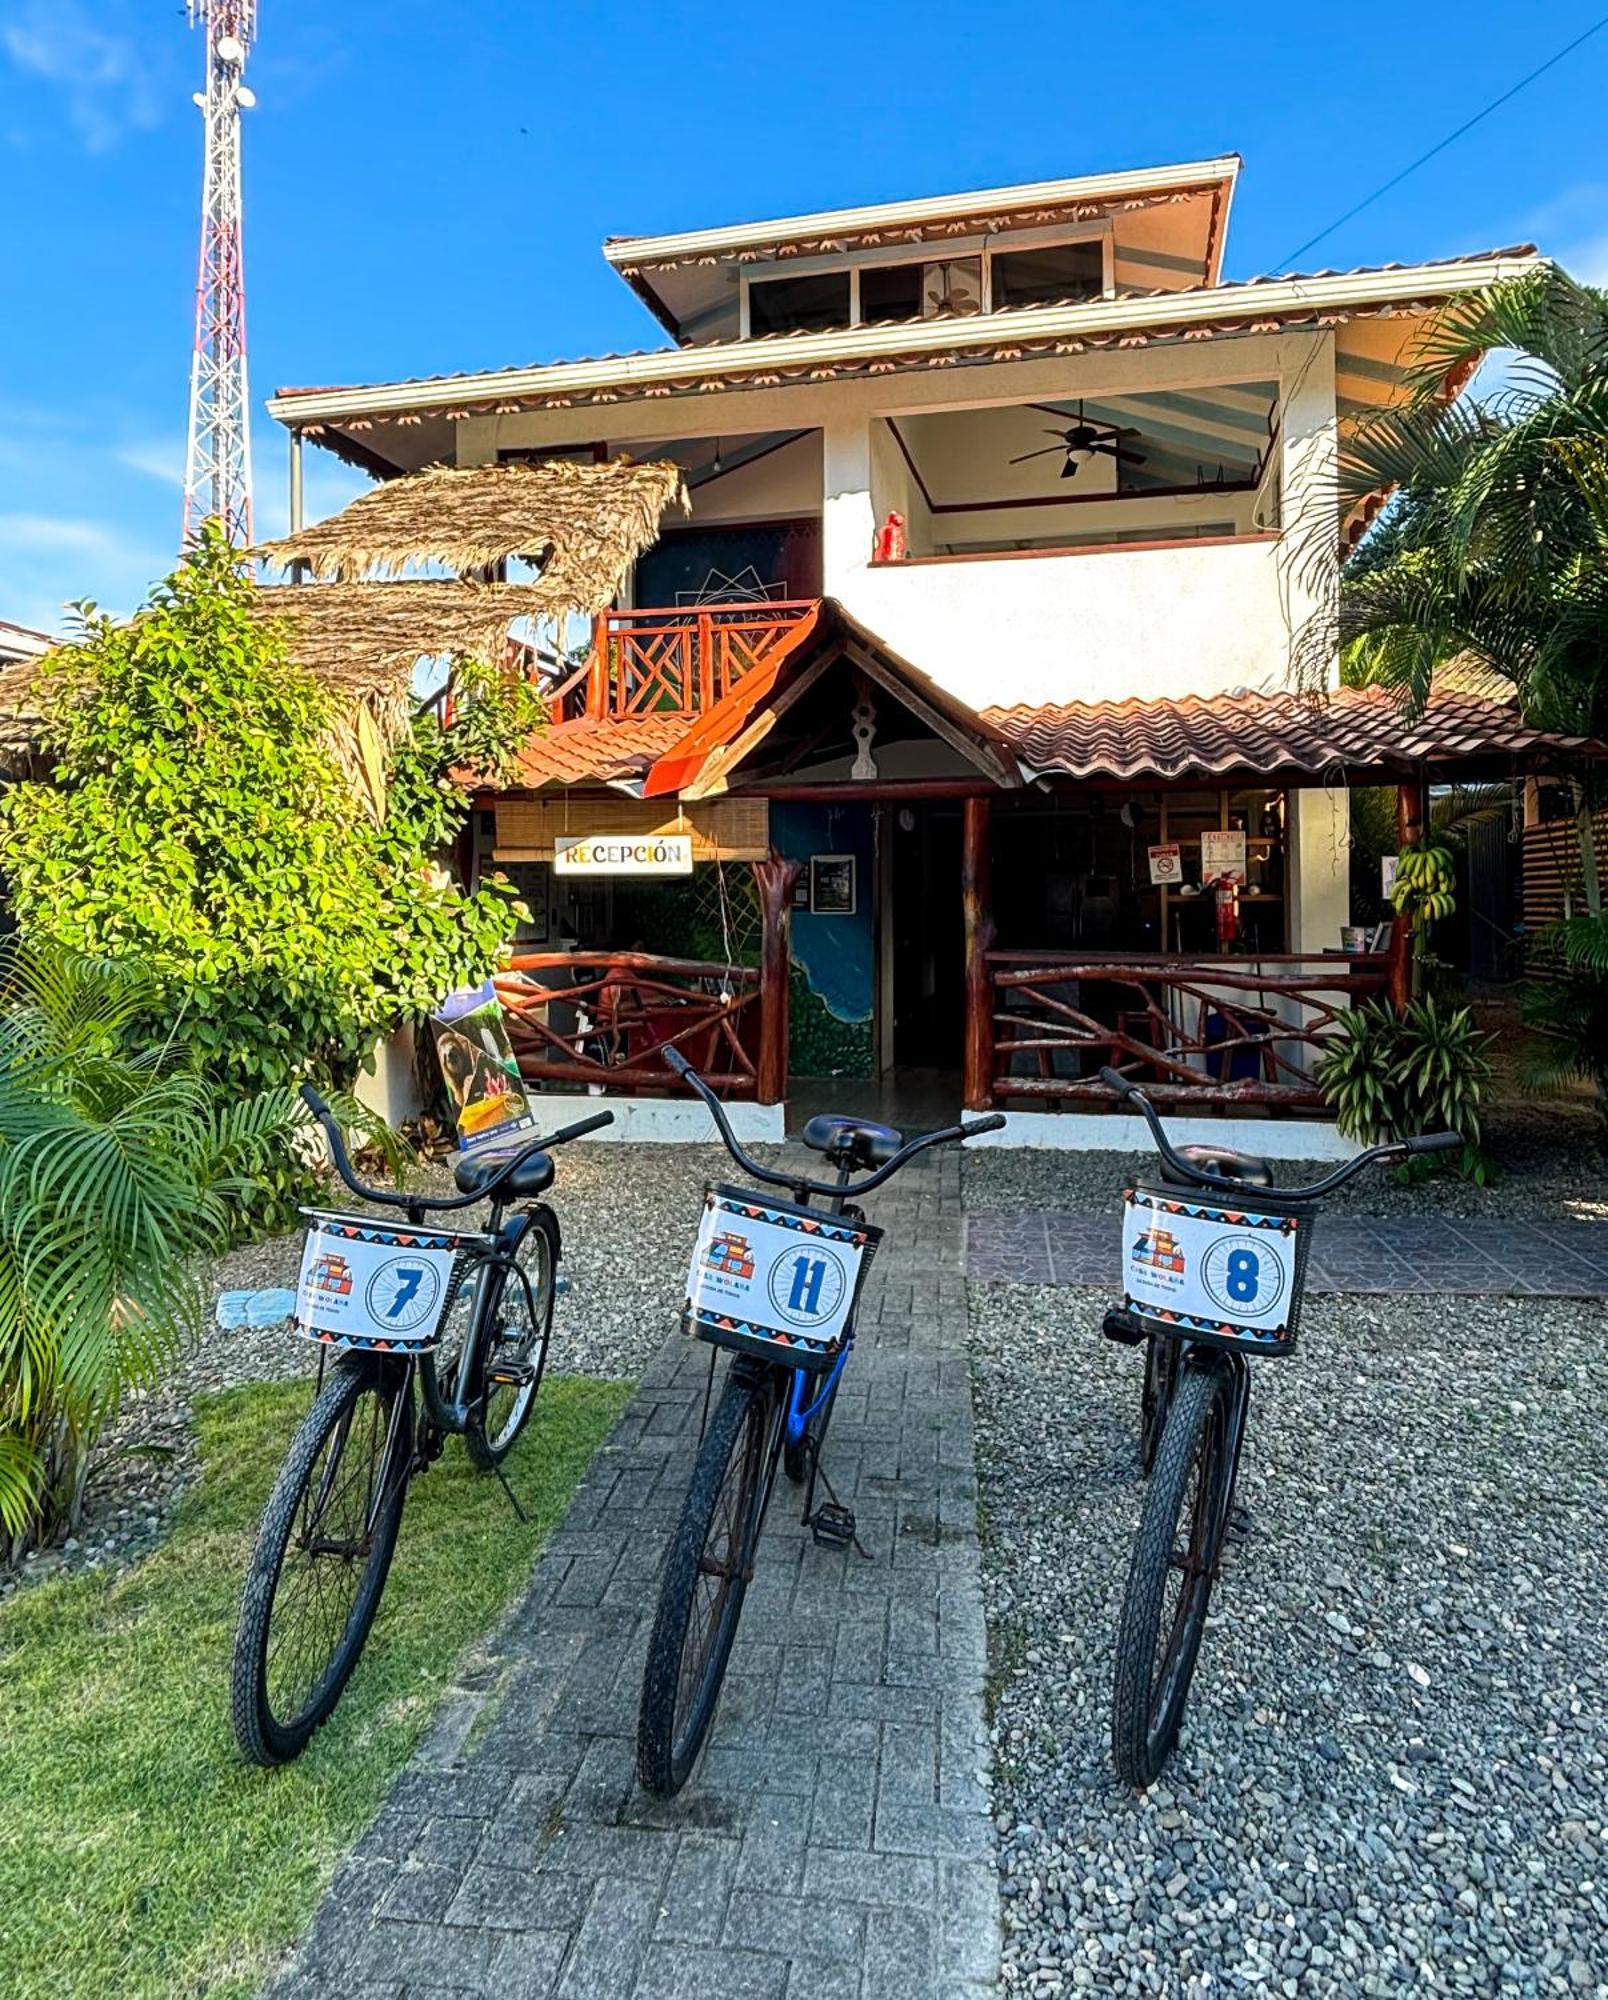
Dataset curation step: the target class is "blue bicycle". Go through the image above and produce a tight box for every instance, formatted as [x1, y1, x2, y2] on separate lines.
[636, 1050, 1002, 1796]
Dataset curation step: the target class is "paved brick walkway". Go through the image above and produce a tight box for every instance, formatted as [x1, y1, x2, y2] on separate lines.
[967, 1208, 1608, 1295]
[270, 1152, 999, 2000]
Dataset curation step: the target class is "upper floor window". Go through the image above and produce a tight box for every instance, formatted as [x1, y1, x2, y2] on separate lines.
[748, 270, 851, 336]
[991, 240, 1105, 309]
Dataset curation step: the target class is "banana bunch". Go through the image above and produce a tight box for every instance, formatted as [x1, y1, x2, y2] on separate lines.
[1392, 842, 1456, 925]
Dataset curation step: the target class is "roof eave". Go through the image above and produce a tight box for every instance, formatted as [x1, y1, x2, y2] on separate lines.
[268, 250, 1545, 432]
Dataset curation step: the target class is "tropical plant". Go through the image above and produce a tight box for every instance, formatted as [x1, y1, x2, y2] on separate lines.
[0, 528, 542, 1117]
[0, 940, 298, 1558]
[1390, 837, 1458, 959]
[1317, 994, 1492, 1180]
[1518, 914, 1608, 1128]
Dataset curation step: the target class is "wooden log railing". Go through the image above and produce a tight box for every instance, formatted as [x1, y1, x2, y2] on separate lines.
[983, 950, 1390, 1109]
[494, 952, 762, 1097]
[576, 601, 816, 719]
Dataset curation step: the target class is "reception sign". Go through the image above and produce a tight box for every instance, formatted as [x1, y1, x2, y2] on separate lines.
[554, 832, 694, 877]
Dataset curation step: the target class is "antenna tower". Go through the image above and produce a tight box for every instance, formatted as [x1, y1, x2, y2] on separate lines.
[183, 2, 257, 546]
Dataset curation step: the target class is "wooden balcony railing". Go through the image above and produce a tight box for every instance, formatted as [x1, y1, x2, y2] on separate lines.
[494, 952, 763, 1097]
[983, 950, 1389, 1109]
[577, 601, 816, 719]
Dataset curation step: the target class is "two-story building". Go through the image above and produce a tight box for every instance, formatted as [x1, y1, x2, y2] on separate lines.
[265, 158, 1566, 1148]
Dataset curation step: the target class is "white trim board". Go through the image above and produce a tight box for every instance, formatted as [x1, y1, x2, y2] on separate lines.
[525, 1095, 785, 1144]
[963, 1111, 1362, 1160]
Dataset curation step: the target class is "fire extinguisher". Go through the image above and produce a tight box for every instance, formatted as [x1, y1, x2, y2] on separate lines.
[1214, 875, 1240, 950]
[873, 511, 906, 562]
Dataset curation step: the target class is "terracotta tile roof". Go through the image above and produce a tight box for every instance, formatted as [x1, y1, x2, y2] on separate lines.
[983, 682, 1600, 783]
[501, 715, 690, 791]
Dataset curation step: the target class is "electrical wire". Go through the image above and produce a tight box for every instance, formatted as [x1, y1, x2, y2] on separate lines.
[1275, 12, 1608, 270]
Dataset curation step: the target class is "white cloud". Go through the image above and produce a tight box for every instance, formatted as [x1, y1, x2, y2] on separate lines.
[0, 0, 162, 152]
[116, 438, 187, 490]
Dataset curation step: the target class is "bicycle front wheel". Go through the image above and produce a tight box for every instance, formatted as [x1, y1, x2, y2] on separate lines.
[465, 1210, 558, 1470]
[637, 1364, 780, 1796]
[1112, 1358, 1236, 1788]
[230, 1358, 412, 1766]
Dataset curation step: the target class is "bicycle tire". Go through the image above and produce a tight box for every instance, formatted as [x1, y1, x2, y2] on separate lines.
[465, 1209, 558, 1471]
[1112, 1359, 1236, 1788]
[637, 1365, 778, 1796]
[230, 1357, 412, 1766]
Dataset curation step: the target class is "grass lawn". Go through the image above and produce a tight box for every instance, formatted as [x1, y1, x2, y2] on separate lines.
[0, 1372, 631, 2000]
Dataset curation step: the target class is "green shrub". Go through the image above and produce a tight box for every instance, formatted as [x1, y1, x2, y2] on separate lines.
[1317, 994, 1493, 1179]
[1520, 912, 1608, 1129]
[0, 941, 297, 1558]
[0, 528, 540, 1105]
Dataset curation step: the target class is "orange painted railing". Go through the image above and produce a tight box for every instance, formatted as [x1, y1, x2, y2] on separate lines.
[574, 601, 816, 720]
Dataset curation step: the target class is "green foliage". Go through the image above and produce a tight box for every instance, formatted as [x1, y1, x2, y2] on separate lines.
[0, 941, 297, 1556]
[1520, 912, 1608, 1126]
[0, 1372, 629, 2000]
[1304, 267, 1608, 761]
[0, 526, 540, 1100]
[1390, 839, 1458, 960]
[1317, 995, 1493, 1181]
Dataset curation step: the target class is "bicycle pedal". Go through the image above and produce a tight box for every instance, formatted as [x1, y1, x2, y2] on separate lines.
[487, 1360, 535, 1388]
[810, 1502, 857, 1548]
[1226, 1504, 1253, 1543]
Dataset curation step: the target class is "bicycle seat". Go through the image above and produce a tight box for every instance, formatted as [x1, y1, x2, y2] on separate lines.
[1160, 1144, 1274, 1190]
[801, 1114, 903, 1169]
[451, 1148, 555, 1200]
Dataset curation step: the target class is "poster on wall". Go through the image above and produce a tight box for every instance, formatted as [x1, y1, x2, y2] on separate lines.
[1147, 843, 1183, 885]
[1381, 855, 1399, 899]
[1200, 829, 1248, 883]
[810, 853, 857, 916]
[429, 980, 537, 1153]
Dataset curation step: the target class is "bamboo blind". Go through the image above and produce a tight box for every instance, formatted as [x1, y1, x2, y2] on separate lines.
[494, 792, 770, 863]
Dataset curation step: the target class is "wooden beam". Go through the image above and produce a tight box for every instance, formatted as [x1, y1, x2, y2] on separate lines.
[752, 855, 800, 1106]
[962, 796, 996, 1111]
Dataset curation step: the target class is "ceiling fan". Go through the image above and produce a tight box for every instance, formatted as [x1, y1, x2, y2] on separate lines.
[1011, 402, 1146, 480]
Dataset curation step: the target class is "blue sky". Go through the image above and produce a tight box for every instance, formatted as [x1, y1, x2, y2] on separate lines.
[2, 0, 1606, 637]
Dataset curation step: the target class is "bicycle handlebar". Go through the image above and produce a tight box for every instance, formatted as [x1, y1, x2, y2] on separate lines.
[664, 1051, 1005, 1198]
[298, 1084, 612, 1213]
[1096, 1066, 1461, 1202]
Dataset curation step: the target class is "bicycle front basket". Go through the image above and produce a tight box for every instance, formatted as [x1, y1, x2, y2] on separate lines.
[292, 1212, 487, 1355]
[1120, 1184, 1314, 1355]
[683, 1185, 883, 1374]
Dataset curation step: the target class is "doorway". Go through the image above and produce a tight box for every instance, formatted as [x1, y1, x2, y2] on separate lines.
[883, 801, 965, 1075]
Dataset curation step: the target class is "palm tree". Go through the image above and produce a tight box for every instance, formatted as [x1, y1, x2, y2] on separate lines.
[0, 942, 296, 1557]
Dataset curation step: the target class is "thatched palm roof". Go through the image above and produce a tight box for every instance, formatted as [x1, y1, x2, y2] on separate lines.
[251, 456, 686, 591]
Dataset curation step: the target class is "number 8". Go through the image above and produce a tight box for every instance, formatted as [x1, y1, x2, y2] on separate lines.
[1225, 1247, 1260, 1303]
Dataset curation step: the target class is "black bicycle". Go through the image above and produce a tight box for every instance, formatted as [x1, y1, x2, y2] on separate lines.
[1098, 1066, 1460, 1787]
[229, 1084, 611, 1766]
[636, 1050, 1002, 1795]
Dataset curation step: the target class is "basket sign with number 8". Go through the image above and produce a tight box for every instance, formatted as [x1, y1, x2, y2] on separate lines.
[1121, 1189, 1302, 1346]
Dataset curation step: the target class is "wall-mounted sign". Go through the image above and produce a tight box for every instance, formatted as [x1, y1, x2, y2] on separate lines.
[553, 833, 693, 877]
[809, 853, 857, 916]
[1200, 829, 1248, 883]
[1148, 843, 1183, 885]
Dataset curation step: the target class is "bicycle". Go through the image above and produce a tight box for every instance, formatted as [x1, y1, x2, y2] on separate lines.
[229, 1084, 612, 1766]
[636, 1049, 1003, 1796]
[1097, 1065, 1460, 1788]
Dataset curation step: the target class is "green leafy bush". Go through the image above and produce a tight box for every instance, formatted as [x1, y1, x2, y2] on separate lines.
[1521, 913, 1608, 1128]
[0, 529, 541, 1106]
[1317, 994, 1493, 1179]
[0, 941, 297, 1558]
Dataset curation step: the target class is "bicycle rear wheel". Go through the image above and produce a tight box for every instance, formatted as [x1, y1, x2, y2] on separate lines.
[637, 1364, 780, 1796]
[231, 1358, 412, 1766]
[1112, 1358, 1236, 1787]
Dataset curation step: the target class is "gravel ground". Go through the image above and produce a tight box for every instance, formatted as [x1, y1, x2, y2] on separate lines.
[3, 1143, 732, 1602]
[965, 1099, 1608, 1222]
[971, 1283, 1608, 1997]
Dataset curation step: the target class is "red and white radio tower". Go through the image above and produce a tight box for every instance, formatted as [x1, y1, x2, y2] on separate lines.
[183, 2, 257, 547]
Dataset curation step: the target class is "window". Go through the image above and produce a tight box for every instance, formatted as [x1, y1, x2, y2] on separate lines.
[747, 271, 851, 336]
[859, 262, 924, 322]
[991, 240, 1105, 310]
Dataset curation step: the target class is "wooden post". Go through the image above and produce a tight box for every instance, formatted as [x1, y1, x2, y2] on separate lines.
[1387, 777, 1424, 1014]
[752, 855, 800, 1107]
[962, 795, 996, 1111]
